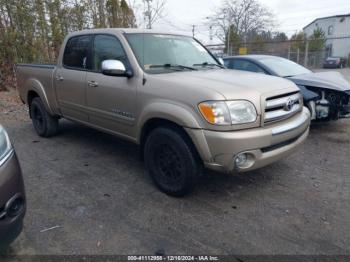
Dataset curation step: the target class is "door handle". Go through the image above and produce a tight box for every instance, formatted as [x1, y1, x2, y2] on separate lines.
[87, 81, 99, 87]
[56, 75, 64, 81]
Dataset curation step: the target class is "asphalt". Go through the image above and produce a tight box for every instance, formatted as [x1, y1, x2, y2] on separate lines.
[1, 69, 350, 256]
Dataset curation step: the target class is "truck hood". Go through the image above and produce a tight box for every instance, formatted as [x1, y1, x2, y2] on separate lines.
[152, 69, 298, 100]
[287, 71, 350, 93]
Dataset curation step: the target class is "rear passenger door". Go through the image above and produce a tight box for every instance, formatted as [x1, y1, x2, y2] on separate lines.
[55, 35, 92, 122]
[86, 34, 137, 138]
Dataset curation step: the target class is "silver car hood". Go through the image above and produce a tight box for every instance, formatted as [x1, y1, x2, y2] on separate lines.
[288, 71, 350, 92]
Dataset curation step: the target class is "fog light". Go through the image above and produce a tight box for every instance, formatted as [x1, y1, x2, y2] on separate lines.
[316, 105, 330, 119]
[5, 194, 24, 218]
[235, 153, 248, 168]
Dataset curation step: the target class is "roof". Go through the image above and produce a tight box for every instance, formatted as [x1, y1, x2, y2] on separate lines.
[223, 55, 277, 60]
[69, 28, 191, 37]
[303, 14, 350, 30]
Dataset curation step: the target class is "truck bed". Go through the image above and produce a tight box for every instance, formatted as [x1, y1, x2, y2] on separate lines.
[16, 63, 57, 112]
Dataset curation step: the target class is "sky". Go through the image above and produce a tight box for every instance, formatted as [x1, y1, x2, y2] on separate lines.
[135, 0, 350, 45]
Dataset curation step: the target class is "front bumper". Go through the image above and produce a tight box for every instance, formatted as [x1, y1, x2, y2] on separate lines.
[0, 151, 26, 251]
[323, 64, 340, 68]
[187, 107, 310, 173]
[339, 104, 350, 118]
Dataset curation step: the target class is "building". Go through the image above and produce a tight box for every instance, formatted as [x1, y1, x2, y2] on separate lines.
[303, 14, 350, 58]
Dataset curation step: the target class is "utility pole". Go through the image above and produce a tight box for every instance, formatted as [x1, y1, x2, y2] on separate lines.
[288, 44, 291, 60]
[145, 0, 152, 29]
[304, 40, 309, 67]
[192, 25, 196, 38]
[209, 25, 213, 44]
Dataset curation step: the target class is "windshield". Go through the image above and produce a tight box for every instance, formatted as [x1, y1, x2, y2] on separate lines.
[259, 57, 311, 77]
[125, 33, 219, 74]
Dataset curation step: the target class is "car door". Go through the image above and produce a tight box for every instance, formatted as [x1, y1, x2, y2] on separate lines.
[55, 35, 92, 122]
[86, 34, 137, 138]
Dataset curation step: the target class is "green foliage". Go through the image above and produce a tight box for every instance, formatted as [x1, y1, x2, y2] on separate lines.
[291, 31, 307, 52]
[226, 25, 241, 54]
[0, 0, 137, 90]
[274, 32, 288, 41]
[309, 28, 326, 52]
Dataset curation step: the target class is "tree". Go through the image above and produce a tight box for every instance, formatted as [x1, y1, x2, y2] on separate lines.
[246, 30, 272, 53]
[225, 25, 241, 54]
[144, 0, 166, 29]
[309, 28, 326, 52]
[120, 0, 136, 28]
[0, 0, 137, 91]
[35, 0, 51, 61]
[274, 32, 288, 41]
[46, 0, 65, 57]
[209, 0, 274, 50]
[290, 31, 307, 52]
[106, 0, 136, 27]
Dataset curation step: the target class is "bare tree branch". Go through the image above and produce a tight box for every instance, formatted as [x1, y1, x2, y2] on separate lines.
[144, 0, 166, 29]
[209, 0, 274, 43]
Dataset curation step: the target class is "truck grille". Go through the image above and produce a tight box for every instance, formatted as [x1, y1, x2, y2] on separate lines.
[264, 92, 302, 124]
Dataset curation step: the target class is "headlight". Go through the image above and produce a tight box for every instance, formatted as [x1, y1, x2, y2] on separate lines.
[226, 100, 257, 124]
[199, 100, 257, 125]
[0, 126, 12, 162]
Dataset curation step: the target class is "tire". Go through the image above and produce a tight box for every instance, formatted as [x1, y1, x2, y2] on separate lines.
[30, 97, 59, 137]
[144, 127, 200, 197]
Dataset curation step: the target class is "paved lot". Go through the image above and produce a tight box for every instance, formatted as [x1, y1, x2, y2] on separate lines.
[1, 69, 350, 255]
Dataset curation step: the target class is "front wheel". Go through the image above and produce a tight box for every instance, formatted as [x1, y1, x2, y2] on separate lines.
[30, 97, 59, 137]
[144, 127, 200, 197]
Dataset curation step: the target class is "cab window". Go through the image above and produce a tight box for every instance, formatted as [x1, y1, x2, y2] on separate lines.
[63, 35, 92, 70]
[93, 35, 127, 72]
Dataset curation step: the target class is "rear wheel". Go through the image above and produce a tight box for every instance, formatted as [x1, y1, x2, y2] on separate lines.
[30, 97, 59, 137]
[144, 127, 200, 197]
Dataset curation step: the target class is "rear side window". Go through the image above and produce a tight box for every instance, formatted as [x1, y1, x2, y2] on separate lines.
[224, 59, 233, 68]
[232, 59, 265, 73]
[63, 35, 92, 70]
[93, 35, 127, 72]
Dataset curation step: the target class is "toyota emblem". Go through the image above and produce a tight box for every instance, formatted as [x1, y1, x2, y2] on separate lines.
[284, 98, 295, 111]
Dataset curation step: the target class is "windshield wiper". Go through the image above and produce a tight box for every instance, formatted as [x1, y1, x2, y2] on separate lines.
[193, 62, 225, 69]
[149, 64, 197, 71]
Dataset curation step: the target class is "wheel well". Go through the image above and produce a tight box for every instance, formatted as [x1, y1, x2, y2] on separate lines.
[27, 91, 39, 118]
[27, 90, 39, 107]
[139, 118, 201, 163]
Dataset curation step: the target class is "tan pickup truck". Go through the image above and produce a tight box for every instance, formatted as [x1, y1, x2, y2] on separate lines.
[17, 29, 310, 196]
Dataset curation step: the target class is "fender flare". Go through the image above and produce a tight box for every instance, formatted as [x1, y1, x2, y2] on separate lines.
[25, 78, 55, 115]
[137, 101, 202, 141]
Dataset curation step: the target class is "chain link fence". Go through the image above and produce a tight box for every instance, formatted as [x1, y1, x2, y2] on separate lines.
[207, 36, 350, 69]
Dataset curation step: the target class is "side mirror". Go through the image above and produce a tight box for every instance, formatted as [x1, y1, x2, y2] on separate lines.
[101, 60, 133, 77]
